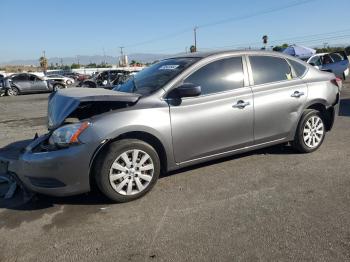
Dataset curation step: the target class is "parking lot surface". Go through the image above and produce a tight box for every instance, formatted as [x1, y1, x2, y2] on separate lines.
[0, 83, 350, 261]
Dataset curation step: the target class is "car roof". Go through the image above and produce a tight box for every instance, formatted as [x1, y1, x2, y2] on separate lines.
[167, 49, 295, 60]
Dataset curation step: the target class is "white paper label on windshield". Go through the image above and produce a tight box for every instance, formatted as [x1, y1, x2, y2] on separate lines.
[159, 65, 179, 70]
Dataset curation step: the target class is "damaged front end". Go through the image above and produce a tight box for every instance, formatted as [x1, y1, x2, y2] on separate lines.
[33, 88, 141, 151]
[48, 88, 141, 130]
[0, 88, 141, 197]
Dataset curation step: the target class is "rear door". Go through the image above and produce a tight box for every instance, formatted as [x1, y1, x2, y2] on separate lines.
[247, 55, 308, 144]
[28, 74, 47, 92]
[169, 55, 254, 163]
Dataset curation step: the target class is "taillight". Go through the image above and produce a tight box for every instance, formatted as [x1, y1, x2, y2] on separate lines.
[331, 77, 342, 89]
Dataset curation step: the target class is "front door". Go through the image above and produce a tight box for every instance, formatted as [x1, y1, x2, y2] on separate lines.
[169, 56, 254, 163]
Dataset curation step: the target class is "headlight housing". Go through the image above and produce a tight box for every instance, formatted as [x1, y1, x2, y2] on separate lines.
[49, 121, 90, 147]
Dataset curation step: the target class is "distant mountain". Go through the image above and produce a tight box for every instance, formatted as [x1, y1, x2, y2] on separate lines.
[0, 53, 172, 66]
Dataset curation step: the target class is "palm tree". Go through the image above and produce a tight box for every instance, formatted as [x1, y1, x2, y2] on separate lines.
[39, 56, 48, 73]
[190, 45, 196, 53]
[262, 35, 268, 50]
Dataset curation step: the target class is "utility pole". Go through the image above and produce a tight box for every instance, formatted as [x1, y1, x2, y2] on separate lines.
[119, 46, 125, 67]
[193, 26, 198, 52]
[119, 46, 124, 56]
[103, 48, 106, 64]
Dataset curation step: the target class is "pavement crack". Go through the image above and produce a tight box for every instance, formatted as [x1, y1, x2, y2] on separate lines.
[145, 205, 169, 262]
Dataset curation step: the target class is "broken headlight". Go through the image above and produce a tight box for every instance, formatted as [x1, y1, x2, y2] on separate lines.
[48, 121, 90, 147]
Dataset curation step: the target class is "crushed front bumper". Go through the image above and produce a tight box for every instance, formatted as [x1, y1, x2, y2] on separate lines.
[0, 134, 94, 197]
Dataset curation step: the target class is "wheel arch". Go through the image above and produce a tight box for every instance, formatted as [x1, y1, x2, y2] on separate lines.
[88, 130, 170, 189]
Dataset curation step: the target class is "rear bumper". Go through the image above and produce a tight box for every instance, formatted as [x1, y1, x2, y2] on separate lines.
[0, 135, 95, 197]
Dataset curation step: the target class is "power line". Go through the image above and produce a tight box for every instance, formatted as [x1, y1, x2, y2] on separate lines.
[198, 0, 318, 29]
[203, 28, 350, 50]
[123, 0, 318, 49]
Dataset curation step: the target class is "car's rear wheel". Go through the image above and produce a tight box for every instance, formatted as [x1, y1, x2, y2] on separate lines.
[292, 109, 325, 153]
[7, 87, 19, 96]
[82, 82, 96, 88]
[94, 139, 160, 202]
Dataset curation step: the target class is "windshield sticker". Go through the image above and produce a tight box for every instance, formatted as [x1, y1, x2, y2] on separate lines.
[159, 65, 179, 70]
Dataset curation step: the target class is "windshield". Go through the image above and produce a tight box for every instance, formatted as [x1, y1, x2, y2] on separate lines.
[114, 57, 199, 95]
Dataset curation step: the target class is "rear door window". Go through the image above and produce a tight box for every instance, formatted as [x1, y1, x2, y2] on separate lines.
[329, 52, 346, 62]
[249, 56, 292, 85]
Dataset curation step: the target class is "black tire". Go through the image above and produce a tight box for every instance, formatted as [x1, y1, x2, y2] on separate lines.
[343, 73, 346, 81]
[292, 109, 326, 153]
[94, 139, 160, 203]
[7, 86, 19, 96]
[53, 84, 65, 91]
[82, 82, 96, 88]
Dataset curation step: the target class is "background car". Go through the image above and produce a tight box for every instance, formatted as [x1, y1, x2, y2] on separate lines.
[6, 73, 65, 96]
[0, 78, 9, 96]
[307, 51, 349, 79]
[45, 74, 75, 85]
[79, 69, 139, 89]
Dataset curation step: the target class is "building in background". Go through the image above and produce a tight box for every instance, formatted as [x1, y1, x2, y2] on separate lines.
[119, 55, 128, 67]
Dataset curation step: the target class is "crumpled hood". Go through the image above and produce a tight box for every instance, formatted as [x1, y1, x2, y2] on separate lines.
[48, 88, 140, 130]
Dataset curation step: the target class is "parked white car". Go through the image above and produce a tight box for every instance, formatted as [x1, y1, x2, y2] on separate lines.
[306, 51, 349, 79]
[45, 74, 75, 85]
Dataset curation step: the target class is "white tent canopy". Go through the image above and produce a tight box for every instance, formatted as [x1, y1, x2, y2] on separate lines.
[282, 44, 316, 59]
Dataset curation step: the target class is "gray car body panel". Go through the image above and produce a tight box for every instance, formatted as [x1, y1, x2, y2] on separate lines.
[1, 50, 340, 196]
[47, 88, 141, 129]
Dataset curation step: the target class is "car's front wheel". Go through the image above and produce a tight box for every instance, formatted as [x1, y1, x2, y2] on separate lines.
[53, 83, 65, 91]
[94, 139, 160, 202]
[7, 86, 19, 96]
[292, 109, 325, 153]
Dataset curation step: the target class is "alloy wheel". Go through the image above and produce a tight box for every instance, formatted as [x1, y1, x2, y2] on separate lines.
[7, 87, 18, 96]
[109, 149, 154, 195]
[303, 115, 324, 148]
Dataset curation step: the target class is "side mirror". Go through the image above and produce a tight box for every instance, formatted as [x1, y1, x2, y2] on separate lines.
[176, 83, 201, 97]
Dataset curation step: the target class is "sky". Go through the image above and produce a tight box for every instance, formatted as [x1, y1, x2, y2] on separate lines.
[1, 0, 350, 62]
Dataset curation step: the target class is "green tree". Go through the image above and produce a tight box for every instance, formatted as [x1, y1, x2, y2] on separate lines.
[71, 63, 80, 69]
[86, 63, 97, 68]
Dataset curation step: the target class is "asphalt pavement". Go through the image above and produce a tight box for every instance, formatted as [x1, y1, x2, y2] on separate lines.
[0, 83, 350, 261]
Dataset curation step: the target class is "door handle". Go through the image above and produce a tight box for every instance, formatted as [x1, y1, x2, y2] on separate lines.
[291, 91, 305, 98]
[233, 100, 250, 109]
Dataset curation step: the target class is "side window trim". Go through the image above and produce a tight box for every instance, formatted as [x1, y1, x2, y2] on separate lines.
[287, 58, 309, 79]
